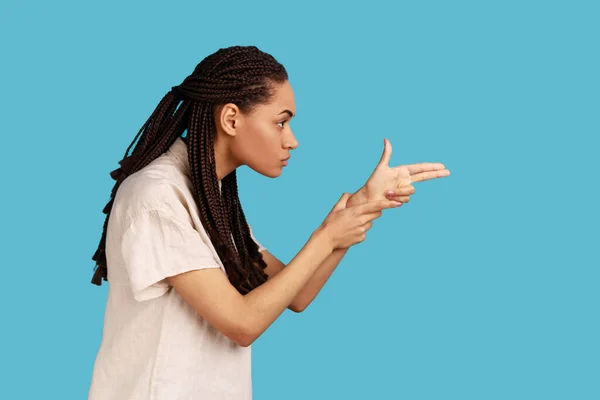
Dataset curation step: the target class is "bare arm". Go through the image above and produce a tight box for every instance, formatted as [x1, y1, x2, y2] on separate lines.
[167, 229, 332, 347]
[262, 248, 348, 313]
[168, 196, 398, 347]
[263, 191, 369, 313]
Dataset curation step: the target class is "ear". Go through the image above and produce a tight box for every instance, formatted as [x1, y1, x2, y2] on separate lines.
[216, 103, 240, 137]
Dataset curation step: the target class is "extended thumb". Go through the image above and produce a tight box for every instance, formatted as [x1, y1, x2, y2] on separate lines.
[377, 138, 393, 167]
[334, 192, 352, 210]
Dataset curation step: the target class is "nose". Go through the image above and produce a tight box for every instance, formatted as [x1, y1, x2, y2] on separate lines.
[284, 129, 298, 150]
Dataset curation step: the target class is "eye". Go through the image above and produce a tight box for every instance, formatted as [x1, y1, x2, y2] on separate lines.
[277, 120, 287, 129]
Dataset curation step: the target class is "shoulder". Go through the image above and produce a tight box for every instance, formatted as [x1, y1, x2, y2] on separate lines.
[113, 161, 191, 226]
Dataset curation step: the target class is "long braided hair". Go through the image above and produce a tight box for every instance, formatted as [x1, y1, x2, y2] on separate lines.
[91, 45, 288, 295]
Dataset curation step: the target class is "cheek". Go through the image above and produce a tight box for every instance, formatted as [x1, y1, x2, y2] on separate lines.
[236, 124, 280, 162]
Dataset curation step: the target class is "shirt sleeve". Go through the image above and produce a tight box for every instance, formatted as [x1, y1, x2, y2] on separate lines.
[249, 225, 266, 253]
[120, 209, 221, 302]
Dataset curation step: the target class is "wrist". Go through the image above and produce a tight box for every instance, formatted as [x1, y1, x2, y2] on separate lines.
[347, 186, 368, 207]
[311, 225, 335, 254]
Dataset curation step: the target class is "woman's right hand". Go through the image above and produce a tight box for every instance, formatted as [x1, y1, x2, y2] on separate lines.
[316, 193, 402, 250]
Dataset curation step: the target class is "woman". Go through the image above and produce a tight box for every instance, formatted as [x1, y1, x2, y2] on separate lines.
[88, 45, 449, 400]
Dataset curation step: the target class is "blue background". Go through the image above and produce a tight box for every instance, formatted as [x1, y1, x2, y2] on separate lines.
[1, 0, 598, 398]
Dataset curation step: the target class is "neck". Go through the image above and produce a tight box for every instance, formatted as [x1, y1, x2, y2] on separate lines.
[183, 135, 239, 180]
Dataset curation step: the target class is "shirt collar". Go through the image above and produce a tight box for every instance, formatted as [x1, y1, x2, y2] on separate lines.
[167, 137, 190, 177]
[167, 137, 222, 189]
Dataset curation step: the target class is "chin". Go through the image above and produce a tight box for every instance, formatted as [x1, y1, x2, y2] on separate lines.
[265, 168, 283, 178]
[252, 165, 283, 178]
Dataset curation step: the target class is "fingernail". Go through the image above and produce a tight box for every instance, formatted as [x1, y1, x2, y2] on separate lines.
[396, 202, 403, 206]
[386, 190, 394, 196]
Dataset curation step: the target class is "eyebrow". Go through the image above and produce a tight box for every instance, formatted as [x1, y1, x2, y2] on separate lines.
[279, 109, 295, 118]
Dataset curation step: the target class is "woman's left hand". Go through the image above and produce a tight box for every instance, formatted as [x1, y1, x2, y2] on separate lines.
[351, 138, 451, 205]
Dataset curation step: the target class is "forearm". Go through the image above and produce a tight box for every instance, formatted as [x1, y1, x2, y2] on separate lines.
[289, 189, 367, 312]
[241, 229, 333, 341]
[290, 247, 348, 312]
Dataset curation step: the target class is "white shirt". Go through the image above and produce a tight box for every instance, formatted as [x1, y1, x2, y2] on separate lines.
[89, 137, 265, 400]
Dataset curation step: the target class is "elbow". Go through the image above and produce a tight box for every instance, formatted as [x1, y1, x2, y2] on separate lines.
[229, 322, 258, 348]
[288, 301, 306, 313]
[227, 302, 306, 347]
[233, 330, 255, 347]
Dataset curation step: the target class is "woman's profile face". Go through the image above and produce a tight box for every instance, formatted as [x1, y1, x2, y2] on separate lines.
[218, 80, 298, 178]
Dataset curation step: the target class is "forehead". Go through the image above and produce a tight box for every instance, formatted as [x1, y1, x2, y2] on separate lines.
[265, 80, 295, 113]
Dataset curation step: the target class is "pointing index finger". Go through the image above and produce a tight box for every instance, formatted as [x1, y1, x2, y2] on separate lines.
[411, 169, 451, 183]
[402, 162, 446, 174]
